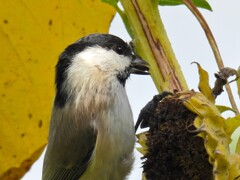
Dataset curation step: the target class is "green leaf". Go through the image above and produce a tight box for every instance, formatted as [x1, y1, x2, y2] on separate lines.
[102, 0, 118, 6]
[159, 0, 212, 11]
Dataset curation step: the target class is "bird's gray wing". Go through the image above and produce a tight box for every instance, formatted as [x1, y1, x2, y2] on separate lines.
[42, 106, 97, 180]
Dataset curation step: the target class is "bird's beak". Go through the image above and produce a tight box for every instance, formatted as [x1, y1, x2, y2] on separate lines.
[130, 56, 149, 75]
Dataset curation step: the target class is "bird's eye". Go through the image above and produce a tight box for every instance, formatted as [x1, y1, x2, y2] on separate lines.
[115, 46, 124, 55]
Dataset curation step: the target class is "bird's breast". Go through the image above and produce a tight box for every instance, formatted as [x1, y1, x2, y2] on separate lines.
[83, 85, 135, 179]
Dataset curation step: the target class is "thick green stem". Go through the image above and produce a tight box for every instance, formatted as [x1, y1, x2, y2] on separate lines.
[120, 0, 188, 92]
[114, 4, 134, 38]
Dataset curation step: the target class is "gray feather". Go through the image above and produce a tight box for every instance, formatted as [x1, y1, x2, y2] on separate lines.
[42, 106, 97, 180]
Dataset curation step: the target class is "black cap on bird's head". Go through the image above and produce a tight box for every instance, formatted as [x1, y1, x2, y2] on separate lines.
[55, 33, 149, 107]
[58, 33, 149, 73]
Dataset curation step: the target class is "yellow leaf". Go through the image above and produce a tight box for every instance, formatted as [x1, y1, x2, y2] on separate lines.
[0, 0, 115, 179]
[181, 91, 219, 117]
[229, 153, 240, 179]
[136, 132, 148, 148]
[225, 115, 240, 136]
[193, 116, 203, 128]
[216, 105, 236, 114]
[136, 132, 148, 155]
[142, 173, 147, 180]
[181, 92, 231, 180]
[192, 62, 215, 103]
[236, 137, 240, 154]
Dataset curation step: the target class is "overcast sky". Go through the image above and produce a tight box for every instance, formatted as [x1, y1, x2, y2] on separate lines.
[23, 0, 240, 179]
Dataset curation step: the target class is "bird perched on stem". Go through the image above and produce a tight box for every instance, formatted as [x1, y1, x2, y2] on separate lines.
[42, 33, 149, 180]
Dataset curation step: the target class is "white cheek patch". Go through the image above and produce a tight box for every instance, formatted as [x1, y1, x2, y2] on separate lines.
[63, 46, 131, 110]
[74, 46, 131, 73]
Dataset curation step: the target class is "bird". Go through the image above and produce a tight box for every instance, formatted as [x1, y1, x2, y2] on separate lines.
[42, 33, 149, 180]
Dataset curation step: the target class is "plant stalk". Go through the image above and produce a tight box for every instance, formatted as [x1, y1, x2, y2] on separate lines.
[183, 0, 239, 114]
[120, 0, 188, 92]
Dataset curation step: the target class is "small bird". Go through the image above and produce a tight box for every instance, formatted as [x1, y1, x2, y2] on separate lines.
[42, 33, 149, 180]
